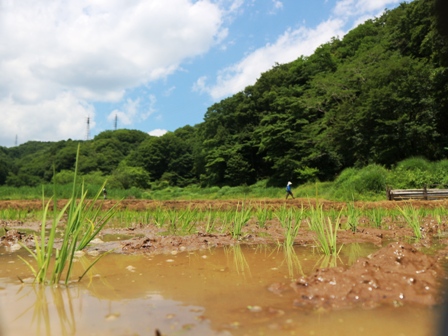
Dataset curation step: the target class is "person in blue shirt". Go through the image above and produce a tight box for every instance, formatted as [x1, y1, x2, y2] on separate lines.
[285, 181, 294, 199]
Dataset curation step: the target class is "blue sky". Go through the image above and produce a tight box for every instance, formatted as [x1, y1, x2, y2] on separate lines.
[0, 0, 408, 147]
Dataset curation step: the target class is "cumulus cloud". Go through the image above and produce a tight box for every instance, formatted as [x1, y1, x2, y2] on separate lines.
[148, 129, 168, 137]
[333, 0, 402, 17]
[201, 19, 345, 100]
[0, 92, 95, 145]
[0, 0, 225, 146]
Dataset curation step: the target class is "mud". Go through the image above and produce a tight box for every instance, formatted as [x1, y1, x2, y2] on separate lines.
[289, 242, 443, 309]
[1, 198, 448, 313]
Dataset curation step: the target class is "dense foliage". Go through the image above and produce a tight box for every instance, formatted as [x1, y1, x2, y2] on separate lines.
[1, 0, 448, 191]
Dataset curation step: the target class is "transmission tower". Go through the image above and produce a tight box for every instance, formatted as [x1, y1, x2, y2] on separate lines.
[86, 117, 90, 140]
[114, 114, 118, 130]
[14, 134, 18, 146]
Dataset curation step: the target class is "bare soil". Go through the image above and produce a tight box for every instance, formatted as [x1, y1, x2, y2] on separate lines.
[1, 198, 448, 311]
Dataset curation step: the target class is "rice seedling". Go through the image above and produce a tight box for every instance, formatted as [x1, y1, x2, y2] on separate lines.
[307, 203, 343, 256]
[276, 205, 304, 248]
[231, 202, 252, 238]
[345, 201, 359, 232]
[18, 145, 118, 285]
[367, 207, 385, 228]
[219, 210, 235, 233]
[0, 208, 30, 221]
[178, 207, 198, 233]
[255, 204, 272, 228]
[397, 204, 423, 240]
[204, 206, 218, 233]
[167, 209, 180, 233]
[152, 207, 168, 228]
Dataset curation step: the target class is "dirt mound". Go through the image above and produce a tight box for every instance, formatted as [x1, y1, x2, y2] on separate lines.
[3, 198, 448, 212]
[288, 242, 444, 309]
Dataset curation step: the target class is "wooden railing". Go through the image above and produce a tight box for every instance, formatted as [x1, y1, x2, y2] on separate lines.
[387, 187, 448, 200]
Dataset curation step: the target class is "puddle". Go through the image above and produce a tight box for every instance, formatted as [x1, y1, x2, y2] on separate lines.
[101, 233, 144, 242]
[0, 243, 441, 335]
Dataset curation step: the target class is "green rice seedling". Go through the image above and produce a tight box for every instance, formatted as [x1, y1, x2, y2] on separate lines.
[231, 202, 252, 238]
[389, 208, 402, 227]
[274, 205, 290, 228]
[433, 206, 445, 225]
[431, 206, 447, 238]
[345, 201, 360, 232]
[219, 210, 235, 233]
[178, 207, 198, 233]
[0, 208, 27, 221]
[152, 207, 167, 228]
[397, 204, 423, 240]
[204, 206, 218, 233]
[255, 205, 271, 228]
[167, 209, 180, 233]
[307, 203, 343, 256]
[18, 145, 118, 285]
[346, 202, 361, 232]
[367, 208, 385, 228]
[277, 206, 304, 248]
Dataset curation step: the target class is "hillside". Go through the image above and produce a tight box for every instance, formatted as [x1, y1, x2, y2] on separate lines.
[1, 0, 447, 189]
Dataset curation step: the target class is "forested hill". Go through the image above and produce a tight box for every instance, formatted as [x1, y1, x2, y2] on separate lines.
[1, 0, 448, 189]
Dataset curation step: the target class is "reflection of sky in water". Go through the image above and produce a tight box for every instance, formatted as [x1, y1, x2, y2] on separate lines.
[0, 243, 436, 336]
[0, 282, 215, 336]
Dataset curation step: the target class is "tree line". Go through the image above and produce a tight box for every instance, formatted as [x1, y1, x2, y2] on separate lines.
[1, 0, 447, 190]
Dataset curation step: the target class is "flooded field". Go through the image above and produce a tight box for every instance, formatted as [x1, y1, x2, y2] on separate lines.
[1, 198, 447, 335]
[0, 243, 441, 336]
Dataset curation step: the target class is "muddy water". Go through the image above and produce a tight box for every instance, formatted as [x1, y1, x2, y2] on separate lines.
[0, 243, 440, 336]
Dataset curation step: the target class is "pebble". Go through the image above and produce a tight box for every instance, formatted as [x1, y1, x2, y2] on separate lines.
[74, 251, 85, 258]
[87, 250, 99, 257]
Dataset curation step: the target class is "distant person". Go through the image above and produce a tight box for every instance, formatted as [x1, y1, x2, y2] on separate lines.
[103, 188, 107, 200]
[285, 181, 294, 199]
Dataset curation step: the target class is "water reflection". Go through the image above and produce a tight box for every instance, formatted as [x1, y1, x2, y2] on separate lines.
[282, 245, 304, 279]
[313, 254, 342, 269]
[0, 242, 435, 336]
[224, 244, 251, 277]
[16, 285, 77, 336]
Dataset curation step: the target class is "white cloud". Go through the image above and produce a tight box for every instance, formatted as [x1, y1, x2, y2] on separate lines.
[201, 0, 405, 101]
[272, 1, 284, 10]
[163, 86, 176, 97]
[203, 19, 345, 100]
[148, 129, 168, 137]
[0, 93, 94, 146]
[108, 94, 156, 126]
[0, 0, 225, 146]
[333, 0, 401, 17]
